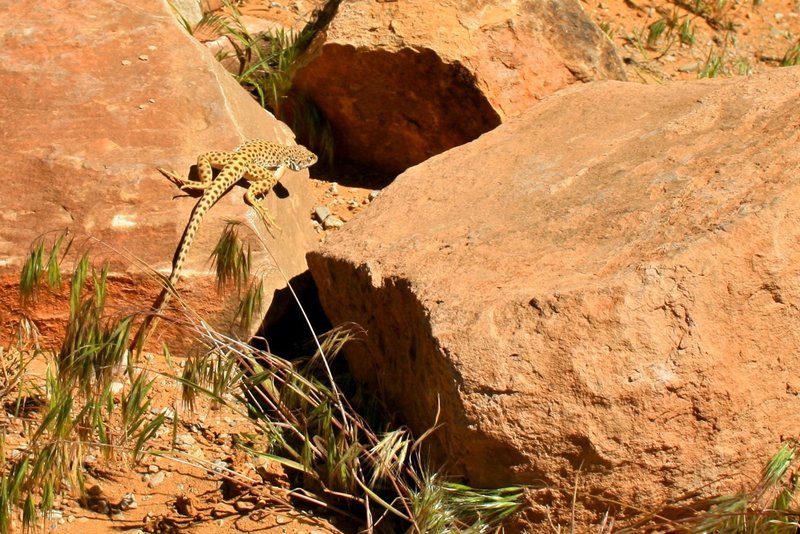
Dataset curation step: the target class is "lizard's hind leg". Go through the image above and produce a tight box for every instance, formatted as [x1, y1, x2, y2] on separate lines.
[160, 151, 233, 191]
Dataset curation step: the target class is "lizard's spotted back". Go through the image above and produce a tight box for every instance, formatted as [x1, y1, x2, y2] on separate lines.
[241, 140, 318, 171]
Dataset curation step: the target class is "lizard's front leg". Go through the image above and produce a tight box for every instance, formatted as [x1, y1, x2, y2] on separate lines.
[160, 151, 233, 191]
[243, 164, 285, 231]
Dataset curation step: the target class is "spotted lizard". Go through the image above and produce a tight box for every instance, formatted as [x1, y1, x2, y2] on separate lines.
[130, 139, 318, 352]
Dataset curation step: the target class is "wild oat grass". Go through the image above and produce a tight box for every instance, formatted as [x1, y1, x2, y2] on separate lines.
[4, 228, 525, 531]
[0, 233, 167, 533]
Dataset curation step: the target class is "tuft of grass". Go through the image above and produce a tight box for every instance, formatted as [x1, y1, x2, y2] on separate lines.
[678, 18, 695, 46]
[671, 0, 736, 31]
[638, 9, 695, 58]
[209, 221, 251, 294]
[207, 221, 265, 332]
[59, 256, 133, 398]
[411, 473, 525, 534]
[780, 39, 800, 66]
[681, 441, 800, 533]
[699, 47, 725, 77]
[19, 231, 72, 304]
[611, 441, 800, 533]
[0, 348, 34, 401]
[234, 280, 264, 331]
[734, 56, 752, 76]
[647, 18, 668, 48]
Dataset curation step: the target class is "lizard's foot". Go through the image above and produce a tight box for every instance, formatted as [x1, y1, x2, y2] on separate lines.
[249, 202, 281, 236]
[158, 168, 211, 191]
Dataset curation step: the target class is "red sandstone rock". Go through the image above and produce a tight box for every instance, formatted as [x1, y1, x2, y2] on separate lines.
[0, 0, 317, 348]
[308, 67, 800, 528]
[293, 0, 627, 174]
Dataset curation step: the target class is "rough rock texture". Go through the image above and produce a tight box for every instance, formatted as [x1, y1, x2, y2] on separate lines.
[308, 67, 800, 528]
[293, 0, 627, 174]
[0, 0, 317, 348]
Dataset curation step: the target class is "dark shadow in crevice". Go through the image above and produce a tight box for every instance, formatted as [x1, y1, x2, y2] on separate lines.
[251, 270, 332, 360]
[308, 160, 396, 191]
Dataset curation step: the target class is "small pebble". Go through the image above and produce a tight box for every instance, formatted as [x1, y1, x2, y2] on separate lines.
[148, 464, 160, 473]
[322, 216, 345, 230]
[46, 509, 63, 522]
[176, 433, 196, 446]
[212, 459, 228, 473]
[119, 493, 138, 510]
[121, 59, 132, 66]
[138, 54, 149, 61]
[148, 471, 166, 488]
[677, 62, 699, 73]
[329, 182, 339, 195]
[368, 190, 380, 201]
[314, 206, 331, 223]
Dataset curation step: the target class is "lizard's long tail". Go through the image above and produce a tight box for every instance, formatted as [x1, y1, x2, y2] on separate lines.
[128, 183, 223, 354]
[128, 283, 174, 355]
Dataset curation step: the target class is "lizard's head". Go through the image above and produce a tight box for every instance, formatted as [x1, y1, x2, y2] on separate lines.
[286, 144, 318, 171]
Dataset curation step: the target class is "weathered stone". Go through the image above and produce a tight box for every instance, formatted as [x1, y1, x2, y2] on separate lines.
[0, 0, 318, 348]
[147, 471, 166, 488]
[308, 68, 800, 528]
[321, 215, 344, 230]
[314, 206, 331, 223]
[293, 0, 626, 174]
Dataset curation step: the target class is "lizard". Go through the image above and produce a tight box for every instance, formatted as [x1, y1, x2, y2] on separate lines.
[129, 139, 318, 353]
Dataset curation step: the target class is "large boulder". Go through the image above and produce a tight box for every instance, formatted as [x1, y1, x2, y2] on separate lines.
[0, 0, 317, 348]
[307, 67, 800, 528]
[293, 0, 627, 175]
